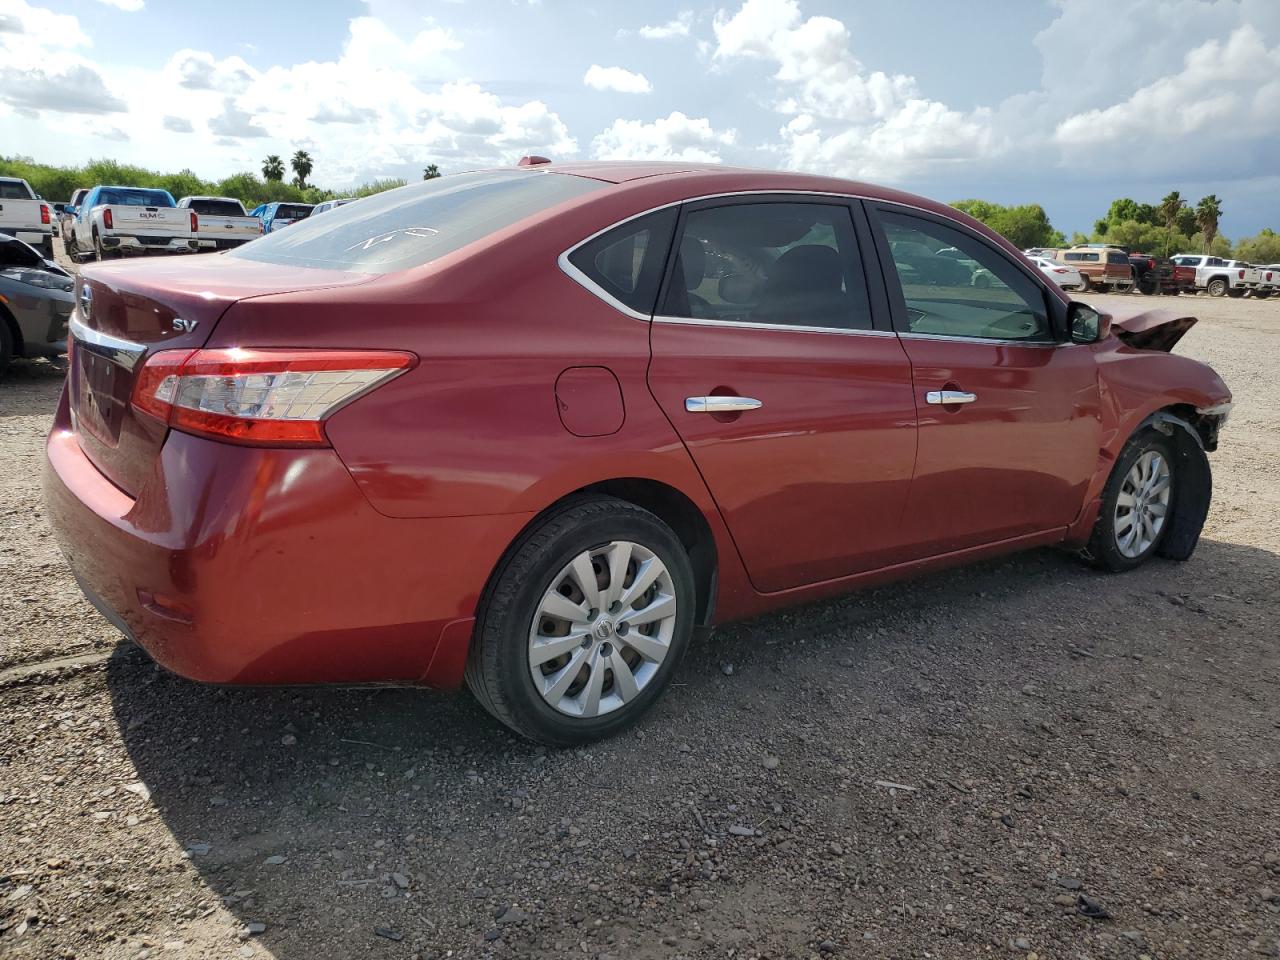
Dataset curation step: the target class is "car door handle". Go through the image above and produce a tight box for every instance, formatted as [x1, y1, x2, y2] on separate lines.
[925, 390, 977, 405]
[685, 396, 763, 413]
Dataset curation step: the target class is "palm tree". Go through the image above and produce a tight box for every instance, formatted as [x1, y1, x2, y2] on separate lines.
[1195, 195, 1223, 253]
[423, 164, 440, 180]
[291, 150, 313, 189]
[261, 155, 284, 182]
[1157, 191, 1186, 257]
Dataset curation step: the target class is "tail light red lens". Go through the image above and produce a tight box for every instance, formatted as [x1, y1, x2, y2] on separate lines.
[40, 204, 50, 225]
[1238, 270, 1245, 279]
[1148, 258, 1155, 269]
[103, 209, 113, 229]
[190, 211, 199, 233]
[131, 348, 417, 446]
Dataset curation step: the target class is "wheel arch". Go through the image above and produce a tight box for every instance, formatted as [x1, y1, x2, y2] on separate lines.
[0, 301, 24, 358]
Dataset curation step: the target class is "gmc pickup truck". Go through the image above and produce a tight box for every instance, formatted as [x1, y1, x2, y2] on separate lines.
[67, 186, 199, 262]
[0, 177, 54, 257]
[176, 196, 262, 250]
[1171, 254, 1258, 297]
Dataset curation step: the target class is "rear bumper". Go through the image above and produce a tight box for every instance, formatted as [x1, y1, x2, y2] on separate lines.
[101, 235, 199, 254]
[13, 229, 51, 247]
[42, 394, 531, 687]
[196, 237, 255, 250]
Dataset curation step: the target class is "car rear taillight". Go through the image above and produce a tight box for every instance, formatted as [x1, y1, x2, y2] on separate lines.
[190, 211, 199, 233]
[1238, 270, 1245, 279]
[257, 220, 264, 234]
[1053, 268, 1069, 274]
[103, 209, 113, 229]
[40, 204, 50, 225]
[1148, 258, 1155, 269]
[131, 348, 416, 446]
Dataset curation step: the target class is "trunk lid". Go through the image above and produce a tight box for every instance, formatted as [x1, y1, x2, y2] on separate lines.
[106, 205, 189, 237]
[69, 255, 372, 495]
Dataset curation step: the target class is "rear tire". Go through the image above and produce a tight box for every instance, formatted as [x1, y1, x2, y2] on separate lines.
[466, 495, 696, 746]
[1083, 431, 1176, 573]
[1078, 274, 1092, 292]
[1206, 278, 1227, 297]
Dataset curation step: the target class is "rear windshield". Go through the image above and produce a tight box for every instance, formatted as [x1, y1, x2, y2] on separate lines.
[0, 180, 34, 200]
[274, 204, 313, 220]
[188, 198, 245, 217]
[231, 170, 605, 274]
[97, 188, 174, 207]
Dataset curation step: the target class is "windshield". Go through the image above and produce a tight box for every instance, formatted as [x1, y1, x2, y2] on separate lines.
[231, 170, 605, 274]
[97, 188, 174, 207]
[188, 199, 245, 217]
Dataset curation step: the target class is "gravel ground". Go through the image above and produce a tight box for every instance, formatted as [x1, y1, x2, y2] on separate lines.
[1, 250, 1278, 959]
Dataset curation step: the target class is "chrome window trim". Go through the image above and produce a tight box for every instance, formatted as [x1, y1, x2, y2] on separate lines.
[69, 315, 146, 371]
[653, 315, 895, 337]
[897, 331, 1063, 348]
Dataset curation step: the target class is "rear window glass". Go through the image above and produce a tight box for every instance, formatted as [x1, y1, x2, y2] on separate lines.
[273, 204, 313, 220]
[188, 199, 245, 217]
[0, 181, 34, 200]
[97, 188, 174, 207]
[231, 170, 605, 274]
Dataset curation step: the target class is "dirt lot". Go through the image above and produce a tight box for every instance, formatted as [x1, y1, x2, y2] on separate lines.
[1, 273, 1278, 959]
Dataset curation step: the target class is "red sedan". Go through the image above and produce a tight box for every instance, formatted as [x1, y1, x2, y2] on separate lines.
[44, 161, 1232, 745]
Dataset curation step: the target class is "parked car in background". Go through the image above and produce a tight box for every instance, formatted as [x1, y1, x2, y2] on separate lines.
[1172, 254, 1258, 298]
[1024, 247, 1065, 261]
[1027, 255, 1083, 290]
[1221, 260, 1262, 298]
[1128, 252, 1194, 296]
[1061, 245, 1134, 292]
[45, 161, 1232, 746]
[0, 177, 54, 257]
[177, 196, 262, 250]
[312, 198, 355, 215]
[56, 189, 88, 243]
[67, 186, 199, 262]
[0, 232, 73, 373]
[1257, 265, 1279, 299]
[250, 201, 313, 233]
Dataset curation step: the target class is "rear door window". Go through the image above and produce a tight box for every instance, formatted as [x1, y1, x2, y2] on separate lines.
[233, 171, 605, 274]
[659, 201, 873, 331]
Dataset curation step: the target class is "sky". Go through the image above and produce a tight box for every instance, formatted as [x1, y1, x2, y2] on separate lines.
[1, 0, 1278, 239]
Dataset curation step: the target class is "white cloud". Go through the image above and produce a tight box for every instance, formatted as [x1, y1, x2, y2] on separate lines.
[638, 11, 693, 39]
[1055, 26, 1280, 146]
[591, 111, 735, 162]
[95, 0, 144, 10]
[0, 63, 127, 115]
[208, 97, 267, 138]
[162, 115, 193, 133]
[167, 49, 256, 92]
[712, 0, 996, 178]
[583, 64, 652, 94]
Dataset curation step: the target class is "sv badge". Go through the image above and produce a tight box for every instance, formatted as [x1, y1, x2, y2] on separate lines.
[172, 317, 198, 333]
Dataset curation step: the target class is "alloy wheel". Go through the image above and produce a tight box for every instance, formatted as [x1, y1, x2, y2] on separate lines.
[528, 540, 677, 718]
[1113, 450, 1172, 559]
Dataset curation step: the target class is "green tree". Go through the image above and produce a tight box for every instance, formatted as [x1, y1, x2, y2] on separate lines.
[1157, 191, 1186, 257]
[1095, 198, 1160, 237]
[1194, 195, 1223, 254]
[261, 155, 284, 182]
[950, 199, 1062, 249]
[1233, 228, 1280, 265]
[423, 164, 440, 180]
[290, 150, 313, 189]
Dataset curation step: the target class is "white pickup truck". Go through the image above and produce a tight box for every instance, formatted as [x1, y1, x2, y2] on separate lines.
[67, 185, 199, 262]
[1170, 254, 1260, 298]
[0, 177, 54, 257]
[176, 195, 262, 251]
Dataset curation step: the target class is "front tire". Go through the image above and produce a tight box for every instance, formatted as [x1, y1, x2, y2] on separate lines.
[1084, 431, 1176, 572]
[1206, 278, 1227, 297]
[466, 496, 696, 746]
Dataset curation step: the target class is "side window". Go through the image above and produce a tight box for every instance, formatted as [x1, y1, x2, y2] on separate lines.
[659, 201, 872, 330]
[567, 208, 677, 316]
[1108, 251, 1127, 265]
[876, 210, 1052, 342]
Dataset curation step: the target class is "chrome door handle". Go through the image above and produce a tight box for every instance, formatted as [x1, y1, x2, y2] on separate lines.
[926, 390, 977, 405]
[685, 396, 763, 413]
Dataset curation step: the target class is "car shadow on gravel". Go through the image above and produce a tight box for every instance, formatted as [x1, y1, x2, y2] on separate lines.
[102, 536, 1280, 957]
[0, 357, 66, 418]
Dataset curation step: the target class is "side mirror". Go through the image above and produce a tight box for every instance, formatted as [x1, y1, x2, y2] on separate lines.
[1069, 302, 1110, 344]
